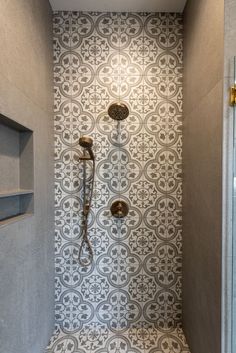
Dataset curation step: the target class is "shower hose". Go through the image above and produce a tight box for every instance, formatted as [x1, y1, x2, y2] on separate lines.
[78, 153, 95, 267]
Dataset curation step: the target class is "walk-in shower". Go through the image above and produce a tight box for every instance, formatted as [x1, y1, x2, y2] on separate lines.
[0, 0, 227, 353]
[46, 10, 190, 353]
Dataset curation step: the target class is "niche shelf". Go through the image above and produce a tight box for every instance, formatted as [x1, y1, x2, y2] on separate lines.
[0, 114, 34, 226]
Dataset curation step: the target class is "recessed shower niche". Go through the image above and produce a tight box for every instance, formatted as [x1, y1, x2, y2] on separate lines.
[0, 114, 34, 225]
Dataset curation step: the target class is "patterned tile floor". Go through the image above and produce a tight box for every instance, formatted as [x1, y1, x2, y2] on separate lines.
[46, 327, 190, 353]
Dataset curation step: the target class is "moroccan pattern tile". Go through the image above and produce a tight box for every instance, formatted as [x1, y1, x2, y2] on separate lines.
[46, 327, 190, 353]
[53, 11, 183, 335]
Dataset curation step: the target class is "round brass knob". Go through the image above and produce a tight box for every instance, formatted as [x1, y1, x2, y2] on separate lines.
[110, 200, 129, 218]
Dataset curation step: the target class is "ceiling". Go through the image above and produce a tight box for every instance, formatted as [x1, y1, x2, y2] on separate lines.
[49, 0, 187, 13]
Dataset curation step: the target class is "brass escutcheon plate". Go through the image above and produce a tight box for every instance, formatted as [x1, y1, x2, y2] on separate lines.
[110, 200, 129, 218]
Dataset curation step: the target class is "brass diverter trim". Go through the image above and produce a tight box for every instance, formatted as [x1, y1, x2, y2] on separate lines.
[230, 86, 236, 106]
[110, 200, 129, 218]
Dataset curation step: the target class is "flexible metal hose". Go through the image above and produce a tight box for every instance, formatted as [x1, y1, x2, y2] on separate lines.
[78, 155, 95, 267]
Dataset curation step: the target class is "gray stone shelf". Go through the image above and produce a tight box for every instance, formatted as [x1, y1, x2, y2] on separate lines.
[0, 189, 34, 198]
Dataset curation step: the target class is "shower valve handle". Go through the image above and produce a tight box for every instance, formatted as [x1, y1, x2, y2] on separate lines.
[110, 200, 129, 218]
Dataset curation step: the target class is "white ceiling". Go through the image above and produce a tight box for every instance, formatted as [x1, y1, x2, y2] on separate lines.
[49, 0, 187, 13]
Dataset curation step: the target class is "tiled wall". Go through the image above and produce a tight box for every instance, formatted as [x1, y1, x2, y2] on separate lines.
[53, 11, 183, 333]
[0, 1, 54, 352]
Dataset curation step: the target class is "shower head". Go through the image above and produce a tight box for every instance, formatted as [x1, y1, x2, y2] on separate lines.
[108, 102, 129, 121]
[79, 135, 94, 160]
[79, 135, 93, 149]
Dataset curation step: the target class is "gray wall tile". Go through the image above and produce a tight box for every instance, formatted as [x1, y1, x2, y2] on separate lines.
[183, 1, 224, 352]
[0, 0, 54, 352]
[53, 11, 183, 334]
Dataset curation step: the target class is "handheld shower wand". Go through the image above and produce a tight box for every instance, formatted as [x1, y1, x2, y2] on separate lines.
[78, 135, 95, 266]
[79, 136, 94, 161]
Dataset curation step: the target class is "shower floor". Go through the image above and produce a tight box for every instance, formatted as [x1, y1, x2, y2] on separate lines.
[45, 326, 190, 353]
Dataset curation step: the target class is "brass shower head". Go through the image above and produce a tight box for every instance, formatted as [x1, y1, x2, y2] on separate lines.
[79, 135, 93, 149]
[108, 102, 129, 121]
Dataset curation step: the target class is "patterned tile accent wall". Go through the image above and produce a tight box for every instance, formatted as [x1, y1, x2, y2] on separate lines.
[53, 11, 183, 333]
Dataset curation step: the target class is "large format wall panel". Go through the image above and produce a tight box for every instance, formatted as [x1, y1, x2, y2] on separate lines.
[0, 1, 54, 353]
[183, 1, 224, 353]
